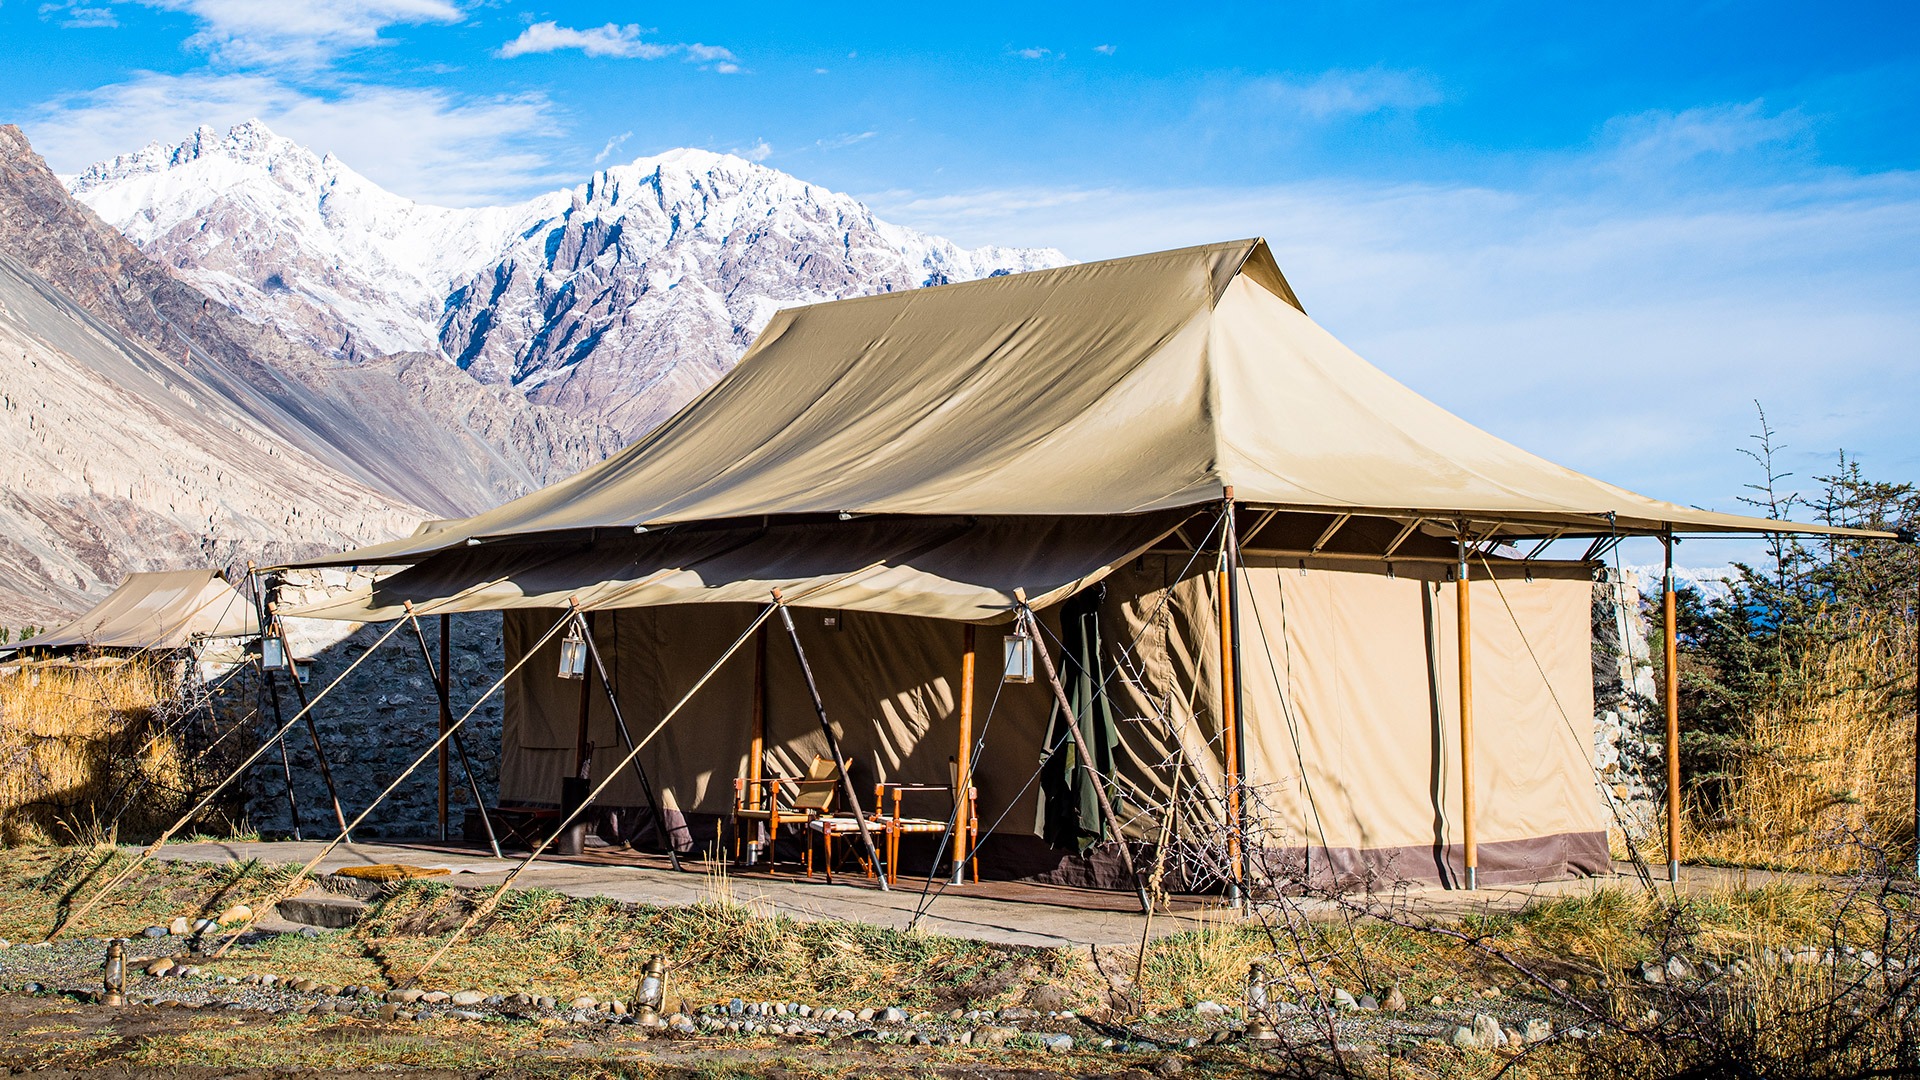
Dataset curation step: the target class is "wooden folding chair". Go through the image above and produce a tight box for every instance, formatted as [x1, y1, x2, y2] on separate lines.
[870, 757, 979, 885]
[731, 755, 840, 871]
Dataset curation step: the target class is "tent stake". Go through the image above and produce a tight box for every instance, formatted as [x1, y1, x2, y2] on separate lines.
[1457, 529, 1477, 891]
[953, 624, 976, 884]
[1663, 531, 1681, 884]
[406, 613, 502, 859]
[574, 612, 683, 871]
[271, 613, 353, 842]
[404, 603, 780, 984]
[774, 596, 888, 891]
[1020, 603, 1150, 915]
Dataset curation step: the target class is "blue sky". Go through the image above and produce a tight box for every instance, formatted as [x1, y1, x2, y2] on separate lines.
[5, 1, 1918, 566]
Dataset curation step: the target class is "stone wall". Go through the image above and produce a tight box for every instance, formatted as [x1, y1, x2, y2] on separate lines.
[244, 568, 503, 840]
[1592, 566, 1663, 848]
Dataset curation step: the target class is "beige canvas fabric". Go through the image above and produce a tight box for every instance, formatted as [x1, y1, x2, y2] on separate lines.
[13, 571, 257, 653]
[296, 238, 1881, 573]
[496, 553, 1600, 885]
[284, 513, 1191, 623]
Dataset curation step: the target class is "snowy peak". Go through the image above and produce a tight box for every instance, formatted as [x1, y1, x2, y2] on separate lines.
[70, 122, 1070, 435]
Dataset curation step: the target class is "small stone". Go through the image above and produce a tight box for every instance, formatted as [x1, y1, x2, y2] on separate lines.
[319, 985, 342, 997]
[141, 926, 167, 939]
[1665, 955, 1697, 982]
[1382, 985, 1407, 1012]
[570, 995, 598, 1010]
[1027, 984, 1068, 1012]
[1430, 994, 1445, 1007]
[1550, 978, 1570, 993]
[1523, 1018, 1552, 1043]
[611, 1000, 627, 1016]
[421, 991, 450, 1005]
[169, 917, 190, 936]
[727, 998, 744, 1015]
[1357, 994, 1379, 1011]
[144, 959, 174, 977]
[536, 996, 557, 1010]
[878, 1006, 906, 1023]
[1041, 1033, 1073, 1053]
[449, 1009, 485, 1020]
[1153, 1056, 1186, 1077]
[217, 904, 252, 926]
[971, 1025, 1019, 1048]
[997, 1006, 1036, 1021]
[1640, 960, 1666, 985]
[1472, 1013, 1507, 1048]
[293, 979, 318, 993]
[856, 1007, 875, 1021]
[1193, 1000, 1227, 1017]
[379, 1004, 401, 1021]
[1451, 1025, 1480, 1050]
[1331, 988, 1358, 1011]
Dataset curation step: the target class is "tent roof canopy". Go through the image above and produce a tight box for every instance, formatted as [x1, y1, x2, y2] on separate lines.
[7, 570, 257, 654]
[280, 239, 1890, 622]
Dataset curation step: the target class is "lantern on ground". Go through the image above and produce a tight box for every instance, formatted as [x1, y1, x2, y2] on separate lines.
[1246, 961, 1277, 1042]
[634, 954, 667, 1025]
[102, 939, 126, 1007]
[557, 621, 589, 680]
[1002, 629, 1034, 684]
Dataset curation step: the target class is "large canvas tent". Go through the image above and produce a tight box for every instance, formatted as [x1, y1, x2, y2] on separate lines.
[5, 570, 257, 657]
[286, 239, 1887, 890]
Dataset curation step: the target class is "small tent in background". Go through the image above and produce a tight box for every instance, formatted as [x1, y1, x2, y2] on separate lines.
[283, 239, 1888, 892]
[3, 570, 258, 659]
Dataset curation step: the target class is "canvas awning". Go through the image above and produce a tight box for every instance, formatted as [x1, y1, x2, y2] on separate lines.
[282, 513, 1194, 623]
[7, 570, 257, 653]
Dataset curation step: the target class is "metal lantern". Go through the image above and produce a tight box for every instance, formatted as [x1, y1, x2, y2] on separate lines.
[292, 658, 313, 685]
[1246, 961, 1278, 1042]
[635, 953, 667, 1025]
[102, 939, 126, 1007]
[261, 635, 286, 670]
[1002, 629, 1035, 684]
[557, 621, 589, 680]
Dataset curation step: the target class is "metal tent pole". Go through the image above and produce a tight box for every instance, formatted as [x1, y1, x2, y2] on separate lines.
[774, 596, 888, 891]
[438, 613, 451, 843]
[574, 612, 683, 871]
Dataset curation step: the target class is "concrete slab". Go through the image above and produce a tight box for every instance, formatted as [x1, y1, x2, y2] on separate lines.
[148, 841, 1754, 952]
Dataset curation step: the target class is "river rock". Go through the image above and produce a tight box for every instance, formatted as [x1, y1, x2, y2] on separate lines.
[1472, 1013, 1508, 1048]
[217, 904, 252, 926]
[448, 990, 483, 1006]
[1665, 955, 1697, 981]
[1382, 985, 1407, 1012]
[141, 925, 167, 939]
[144, 959, 174, 977]
[1041, 1033, 1073, 1053]
[169, 917, 190, 936]
[1451, 1025, 1480, 1050]
[1524, 1018, 1552, 1043]
[1193, 1000, 1227, 1017]
[971, 1025, 1019, 1048]
[421, 991, 451, 1005]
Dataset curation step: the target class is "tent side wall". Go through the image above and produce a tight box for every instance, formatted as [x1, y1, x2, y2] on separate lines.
[495, 554, 1605, 888]
[1235, 556, 1607, 887]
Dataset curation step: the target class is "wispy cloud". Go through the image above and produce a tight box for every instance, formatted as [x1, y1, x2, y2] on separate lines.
[815, 130, 876, 151]
[31, 72, 565, 206]
[1012, 46, 1054, 60]
[38, 2, 118, 28]
[138, 0, 463, 66]
[593, 130, 632, 166]
[1246, 67, 1443, 118]
[1093, 44, 1116, 56]
[731, 138, 772, 162]
[497, 21, 739, 70]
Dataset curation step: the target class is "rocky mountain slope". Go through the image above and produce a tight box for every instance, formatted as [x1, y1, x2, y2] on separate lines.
[0, 125, 623, 622]
[73, 122, 1068, 435]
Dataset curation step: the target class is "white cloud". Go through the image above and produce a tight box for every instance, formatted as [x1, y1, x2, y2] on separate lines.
[814, 130, 876, 152]
[734, 139, 772, 162]
[1245, 67, 1443, 118]
[30, 72, 565, 206]
[1093, 44, 1116, 55]
[1013, 46, 1053, 60]
[39, 2, 118, 28]
[497, 20, 739, 70]
[593, 130, 632, 166]
[139, 0, 463, 66]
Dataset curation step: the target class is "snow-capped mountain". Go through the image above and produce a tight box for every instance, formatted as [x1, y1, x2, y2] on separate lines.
[72, 122, 1069, 434]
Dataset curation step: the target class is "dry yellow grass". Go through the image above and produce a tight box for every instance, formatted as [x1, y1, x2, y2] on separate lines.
[0, 658, 192, 844]
[1691, 615, 1917, 873]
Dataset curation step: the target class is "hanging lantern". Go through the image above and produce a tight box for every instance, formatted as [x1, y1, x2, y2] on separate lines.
[292, 658, 313, 685]
[557, 621, 589, 680]
[1002, 629, 1034, 684]
[261, 635, 286, 670]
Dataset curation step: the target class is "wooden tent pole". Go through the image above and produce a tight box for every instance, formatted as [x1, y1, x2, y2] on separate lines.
[774, 595, 888, 891]
[954, 624, 977, 883]
[1457, 528, 1477, 890]
[1663, 531, 1682, 883]
[438, 613, 451, 843]
[750, 627, 767, 787]
[1216, 493, 1245, 901]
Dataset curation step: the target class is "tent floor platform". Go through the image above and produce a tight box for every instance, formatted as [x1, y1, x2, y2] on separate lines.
[149, 840, 1755, 951]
